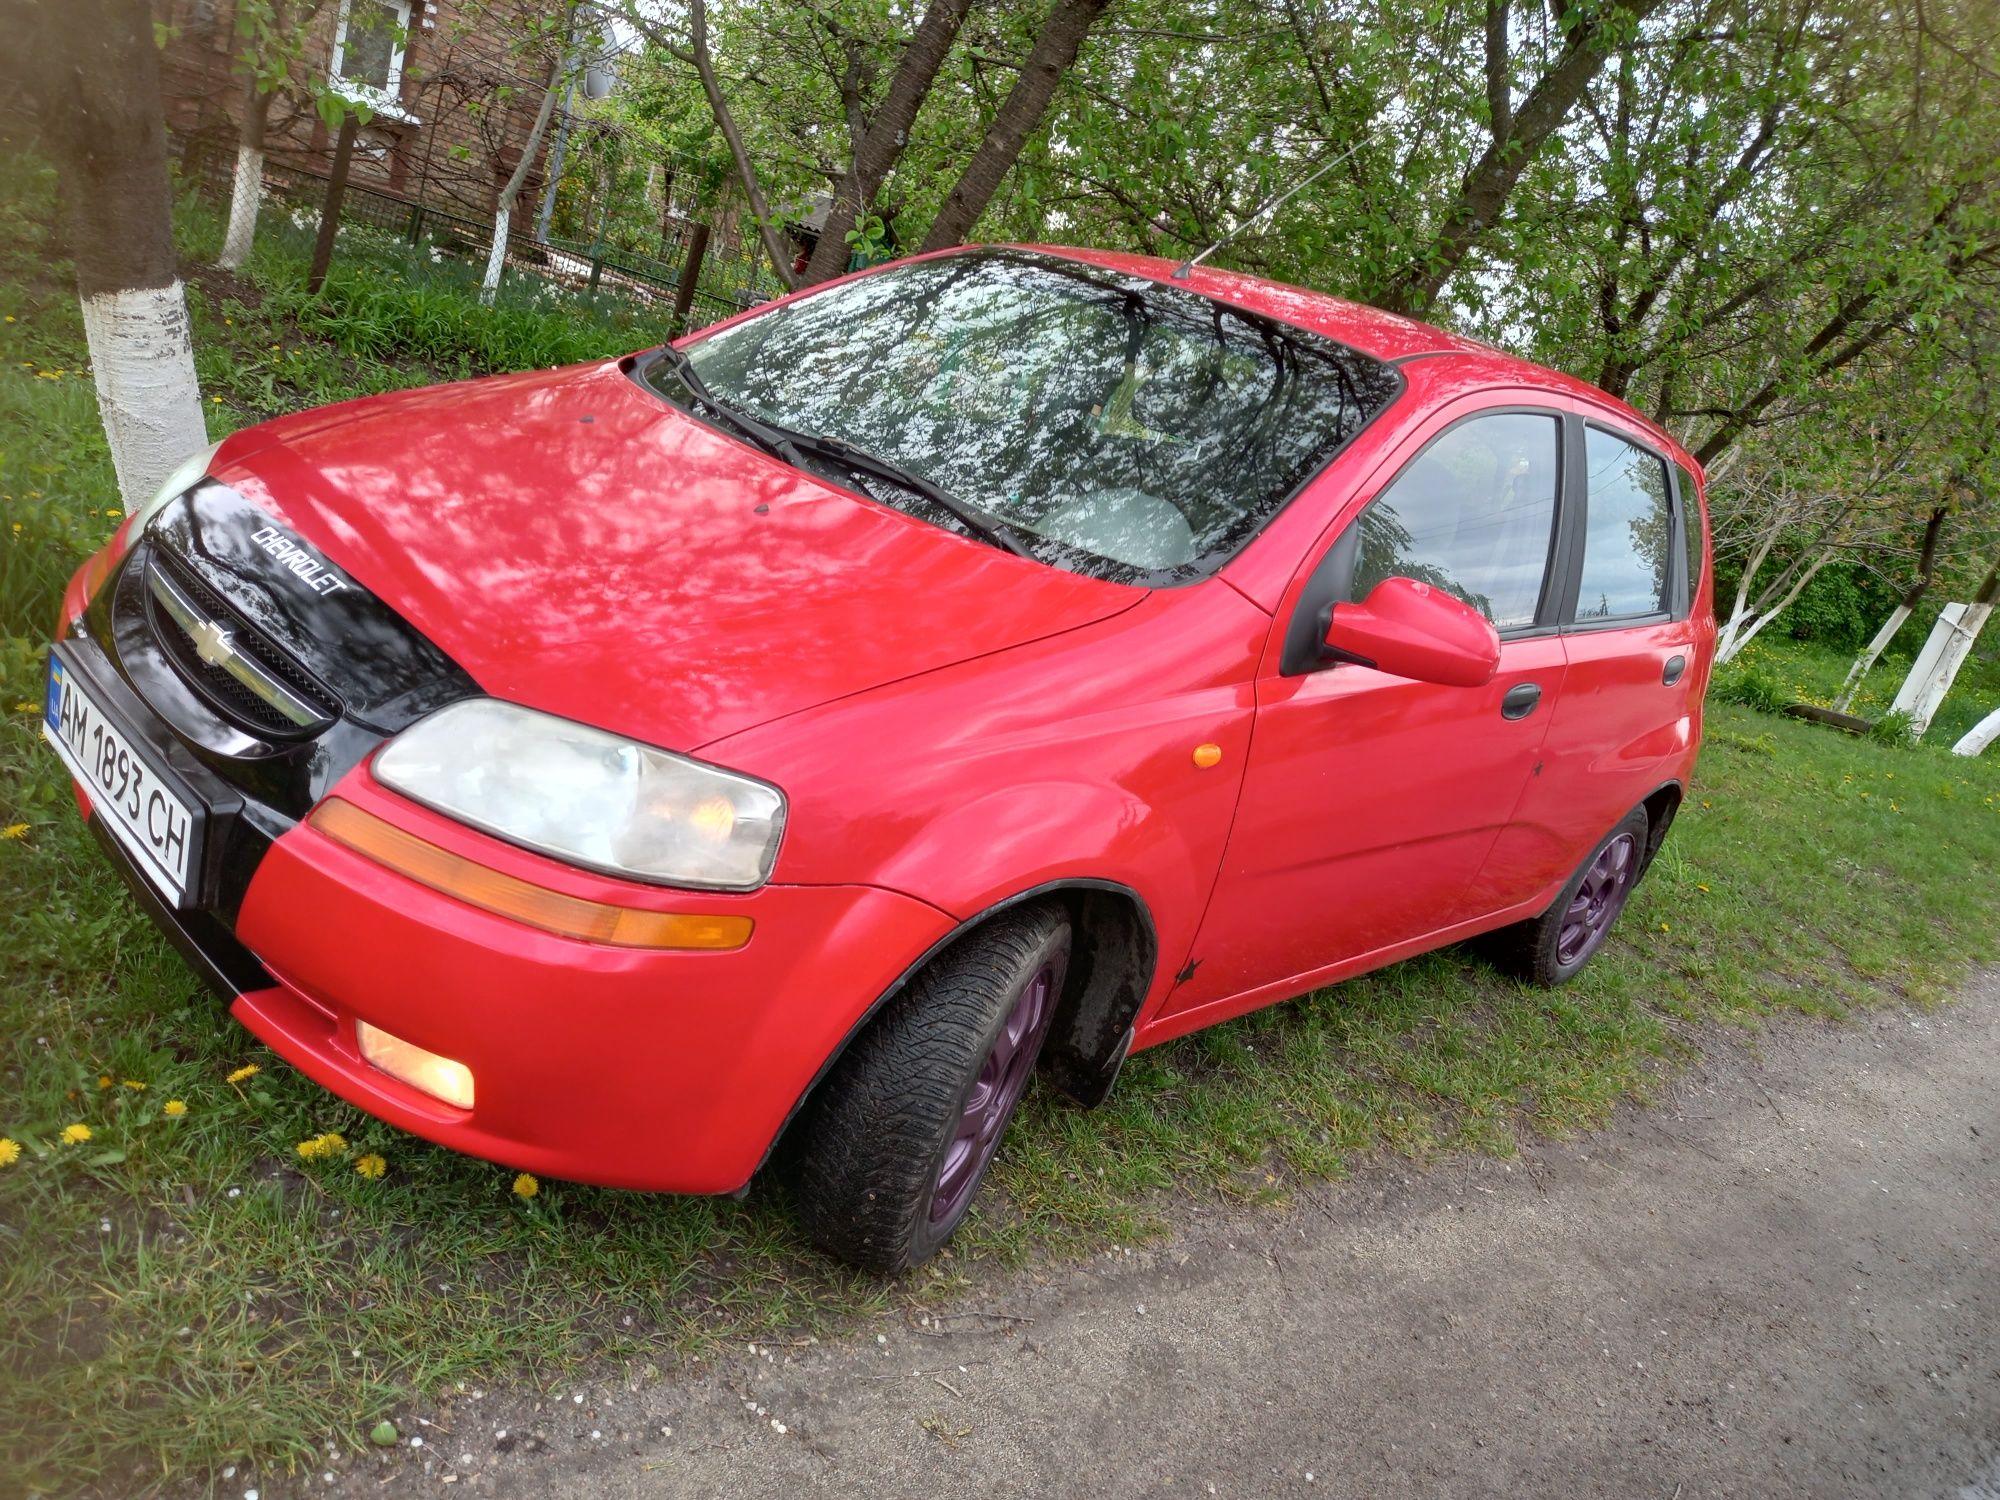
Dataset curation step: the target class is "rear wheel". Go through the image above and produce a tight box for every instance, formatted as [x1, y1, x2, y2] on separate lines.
[791, 903, 1071, 1272]
[1484, 806, 1650, 987]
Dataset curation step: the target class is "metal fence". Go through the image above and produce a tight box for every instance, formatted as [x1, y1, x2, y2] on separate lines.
[175, 139, 785, 333]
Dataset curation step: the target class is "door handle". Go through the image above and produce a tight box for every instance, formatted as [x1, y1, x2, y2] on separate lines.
[1662, 654, 1687, 686]
[1501, 682, 1542, 720]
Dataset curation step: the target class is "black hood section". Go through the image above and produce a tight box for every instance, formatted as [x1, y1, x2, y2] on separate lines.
[151, 483, 479, 732]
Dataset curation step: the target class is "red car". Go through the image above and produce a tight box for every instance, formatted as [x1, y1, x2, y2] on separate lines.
[47, 247, 1712, 1269]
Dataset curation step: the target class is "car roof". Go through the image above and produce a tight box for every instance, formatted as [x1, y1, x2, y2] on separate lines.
[1001, 244, 1698, 478]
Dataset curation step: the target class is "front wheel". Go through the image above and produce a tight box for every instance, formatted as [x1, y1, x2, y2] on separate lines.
[790, 903, 1071, 1272]
[1483, 806, 1651, 987]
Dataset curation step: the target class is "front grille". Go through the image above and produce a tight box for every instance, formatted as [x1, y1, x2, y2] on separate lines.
[146, 552, 340, 737]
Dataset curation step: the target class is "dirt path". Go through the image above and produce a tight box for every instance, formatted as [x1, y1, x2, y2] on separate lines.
[373, 975, 2000, 1500]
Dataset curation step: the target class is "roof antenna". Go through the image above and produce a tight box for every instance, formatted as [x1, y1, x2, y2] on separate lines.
[1171, 134, 1372, 281]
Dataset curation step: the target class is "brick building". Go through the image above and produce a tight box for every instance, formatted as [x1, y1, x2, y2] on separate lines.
[156, 0, 566, 219]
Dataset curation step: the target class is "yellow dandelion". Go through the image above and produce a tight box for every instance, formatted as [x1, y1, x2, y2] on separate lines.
[296, 1137, 324, 1160]
[1659, 922, 1671, 933]
[355, 1153, 387, 1179]
[1, 824, 29, 840]
[61, 1123, 93, 1144]
[1695, 883, 1710, 893]
[3, 314, 13, 322]
[122, 1079, 146, 1091]
[163, 1099, 187, 1117]
[12, 702, 36, 713]
[97, 1074, 113, 1089]
[226, 1063, 260, 1084]
[512, 1172, 539, 1199]
[0, 1138, 20, 1167]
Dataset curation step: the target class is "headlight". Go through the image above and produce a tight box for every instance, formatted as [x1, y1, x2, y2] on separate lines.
[372, 699, 786, 890]
[125, 441, 223, 548]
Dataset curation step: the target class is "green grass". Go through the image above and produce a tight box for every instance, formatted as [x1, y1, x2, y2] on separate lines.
[8, 157, 2000, 1494]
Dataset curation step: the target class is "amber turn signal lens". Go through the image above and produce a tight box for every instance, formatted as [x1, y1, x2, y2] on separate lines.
[308, 799, 754, 950]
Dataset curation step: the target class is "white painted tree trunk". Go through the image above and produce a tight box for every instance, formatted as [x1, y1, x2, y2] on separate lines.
[219, 141, 263, 269]
[1953, 706, 2000, 757]
[81, 281, 211, 509]
[1889, 602, 1995, 739]
[1831, 602, 1913, 713]
[1714, 551, 1831, 665]
[480, 202, 511, 304]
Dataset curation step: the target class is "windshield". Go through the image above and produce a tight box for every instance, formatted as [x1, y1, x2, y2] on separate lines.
[647, 250, 1403, 585]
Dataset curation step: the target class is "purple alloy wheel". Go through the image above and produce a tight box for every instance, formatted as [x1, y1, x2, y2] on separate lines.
[929, 959, 1060, 1227]
[1556, 832, 1639, 967]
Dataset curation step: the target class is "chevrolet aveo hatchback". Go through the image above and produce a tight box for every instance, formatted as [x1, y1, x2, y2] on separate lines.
[47, 247, 1713, 1269]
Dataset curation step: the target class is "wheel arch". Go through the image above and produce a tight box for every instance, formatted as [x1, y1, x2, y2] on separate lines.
[757, 877, 1159, 1177]
[1638, 778, 1683, 873]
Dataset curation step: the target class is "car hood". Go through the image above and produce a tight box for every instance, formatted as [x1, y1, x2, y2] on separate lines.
[209, 361, 1143, 749]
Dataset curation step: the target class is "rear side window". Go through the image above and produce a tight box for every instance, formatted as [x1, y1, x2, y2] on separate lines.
[1576, 429, 1673, 620]
[1349, 412, 1561, 630]
[1676, 461, 1704, 596]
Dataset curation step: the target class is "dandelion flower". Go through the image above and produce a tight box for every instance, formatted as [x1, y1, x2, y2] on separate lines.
[226, 1063, 260, 1084]
[1659, 922, 1671, 933]
[1, 823, 28, 840]
[355, 1153, 387, 1179]
[0, 1138, 19, 1167]
[512, 1172, 539, 1200]
[296, 1131, 348, 1160]
[1695, 883, 1711, 893]
[122, 1079, 146, 1091]
[97, 1074, 113, 1089]
[163, 1099, 187, 1117]
[61, 1123, 93, 1144]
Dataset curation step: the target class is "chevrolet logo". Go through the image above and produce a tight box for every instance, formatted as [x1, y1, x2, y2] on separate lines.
[147, 563, 330, 730]
[187, 617, 236, 669]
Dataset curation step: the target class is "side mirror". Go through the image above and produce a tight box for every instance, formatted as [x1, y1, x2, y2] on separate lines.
[1324, 576, 1500, 687]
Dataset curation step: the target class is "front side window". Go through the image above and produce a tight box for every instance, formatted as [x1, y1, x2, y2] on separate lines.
[655, 251, 1403, 584]
[1575, 428, 1673, 621]
[1346, 411, 1561, 630]
[332, 0, 409, 100]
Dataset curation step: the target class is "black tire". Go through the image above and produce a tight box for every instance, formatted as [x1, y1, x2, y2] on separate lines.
[790, 903, 1072, 1272]
[1482, 806, 1651, 987]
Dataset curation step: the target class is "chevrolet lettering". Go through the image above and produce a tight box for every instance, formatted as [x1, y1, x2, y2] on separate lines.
[47, 246, 1713, 1270]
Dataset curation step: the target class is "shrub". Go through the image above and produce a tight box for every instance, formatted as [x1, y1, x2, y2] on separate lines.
[1710, 662, 1790, 714]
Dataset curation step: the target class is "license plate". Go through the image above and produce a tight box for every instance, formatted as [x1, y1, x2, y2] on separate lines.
[43, 648, 202, 906]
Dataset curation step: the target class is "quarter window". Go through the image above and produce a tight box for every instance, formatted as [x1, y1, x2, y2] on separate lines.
[1676, 461, 1703, 597]
[1575, 429, 1673, 620]
[1347, 412, 1561, 630]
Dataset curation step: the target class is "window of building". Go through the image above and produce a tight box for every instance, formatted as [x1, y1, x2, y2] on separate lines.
[331, 0, 412, 112]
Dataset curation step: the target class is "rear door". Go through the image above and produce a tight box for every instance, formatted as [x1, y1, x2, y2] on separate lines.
[1497, 417, 1701, 896]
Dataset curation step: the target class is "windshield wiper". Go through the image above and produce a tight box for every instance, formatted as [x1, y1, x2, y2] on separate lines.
[652, 345, 806, 468]
[784, 431, 1037, 560]
[649, 347, 1033, 560]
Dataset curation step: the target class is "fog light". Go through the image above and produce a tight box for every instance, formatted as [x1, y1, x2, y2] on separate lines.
[357, 1020, 475, 1109]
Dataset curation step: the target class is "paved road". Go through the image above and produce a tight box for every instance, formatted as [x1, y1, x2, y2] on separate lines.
[394, 976, 2000, 1500]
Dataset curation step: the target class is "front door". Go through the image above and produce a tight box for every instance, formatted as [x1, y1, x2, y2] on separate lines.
[1162, 404, 1573, 1023]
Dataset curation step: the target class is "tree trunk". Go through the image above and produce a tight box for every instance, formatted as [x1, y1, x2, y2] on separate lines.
[9, 0, 209, 509]
[1714, 549, 1832, 665]
[1832, 504, 1948, 712]
[483, 47, 568, 304]
[532, 80, 575, 245]
[219, 80, 271, 269]
[684, 0, 797, 292]
[800, 0, 974, 287]
[306, 112, 357, 295]
[1953, 704, 2000, 758]
[1380, 0, 1668, 316]
[919, 0, 1115, 253]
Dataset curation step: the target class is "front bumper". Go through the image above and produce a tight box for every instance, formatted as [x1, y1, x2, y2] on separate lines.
[55, 541, 954, 1194]
[231, 786, 951, 1192]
